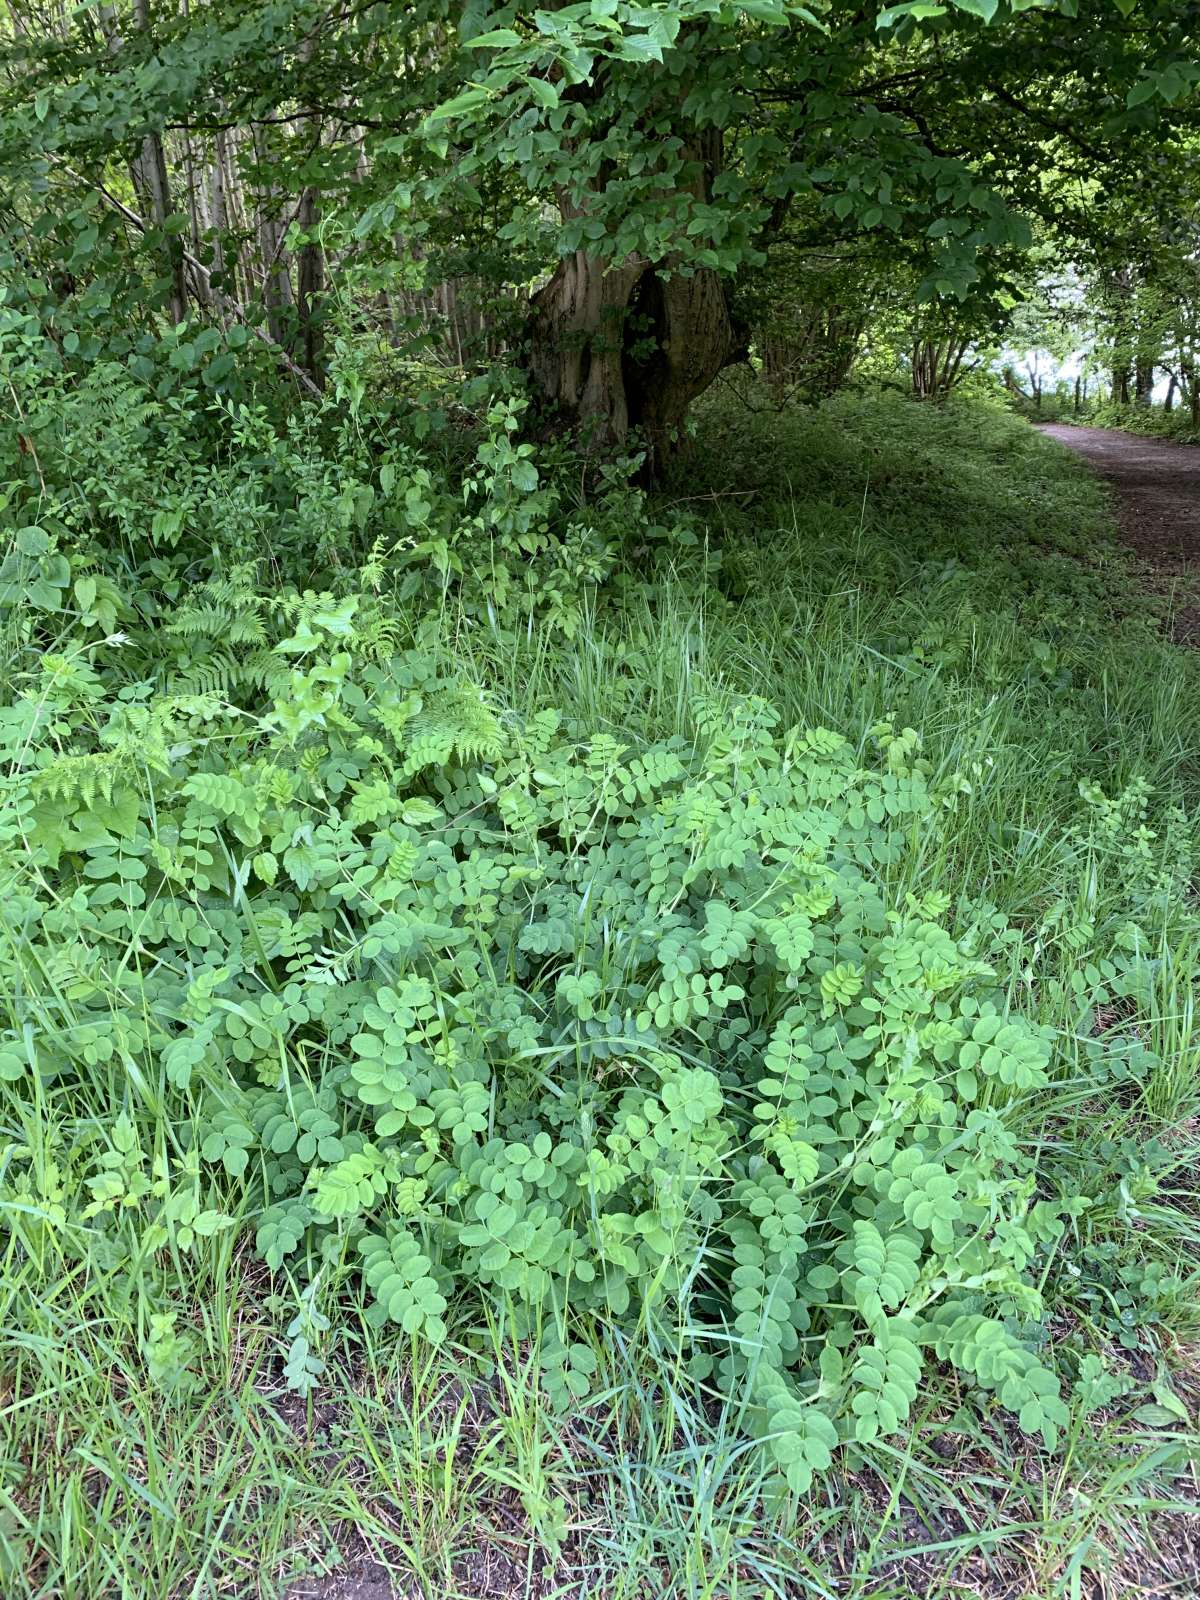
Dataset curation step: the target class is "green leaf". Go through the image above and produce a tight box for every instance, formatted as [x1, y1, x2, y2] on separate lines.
[462, 27, 523, 47]
[1132, 1403, 1185, 1428]
[428, 87, 490, 122]
[527, 77, 559, 109]
[15, 526, 50, 557]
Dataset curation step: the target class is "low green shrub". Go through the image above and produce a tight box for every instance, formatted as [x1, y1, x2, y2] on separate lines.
[2, 368, 1197, 1528]
[1085, 401, 1200, 445]
[0, 301, 642, 641]
[6, 590, 1171, 1490]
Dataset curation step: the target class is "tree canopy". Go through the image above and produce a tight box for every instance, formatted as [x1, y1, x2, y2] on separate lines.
[3, 0, 1199, 461]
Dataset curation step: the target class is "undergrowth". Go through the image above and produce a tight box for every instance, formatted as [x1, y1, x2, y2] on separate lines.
[1077, 401, 1200, 446]
[1, 355, 1198, 1599]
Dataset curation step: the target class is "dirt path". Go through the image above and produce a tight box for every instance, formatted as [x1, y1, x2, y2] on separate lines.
[1037, 422, 1200, 643]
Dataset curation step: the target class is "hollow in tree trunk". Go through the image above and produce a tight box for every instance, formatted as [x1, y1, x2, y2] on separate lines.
[525, 136, 740, 478]
[625, 265, 734, 467]
[526, 249, 736, 477]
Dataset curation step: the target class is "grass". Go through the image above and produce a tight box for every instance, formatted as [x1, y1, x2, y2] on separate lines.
[1081, 402, 1200, 447]
[3, 391, 1199, 1599]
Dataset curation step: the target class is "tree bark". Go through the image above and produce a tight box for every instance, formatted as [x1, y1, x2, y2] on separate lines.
[293, 32, 325, 386]
[295, 183, 324, 383]
[99, 1, 188, 325]
[912, 332, 970, 399]
[624, 264, 734, 465]
[527, 250, 735, 476]
[760, 305, 863, 398]
[524, 131, 739, 477]
[250, 123, 295, 348]
[527, 247, 649, 454]
[1134, 355, 1155, 407]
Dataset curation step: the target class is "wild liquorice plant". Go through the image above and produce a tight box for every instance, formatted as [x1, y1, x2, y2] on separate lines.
[0, 580, 1099, 1495]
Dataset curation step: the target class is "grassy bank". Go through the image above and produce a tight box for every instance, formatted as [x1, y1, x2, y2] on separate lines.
[2, 392, 1198, 1600]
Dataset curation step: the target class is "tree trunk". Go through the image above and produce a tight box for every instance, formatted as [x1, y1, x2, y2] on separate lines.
[527, 248, 649, 453]
[525, 131, 739, 476]
[1164, 374, 1177, 413]
[293, 34, 325, 386]
[250, 124, 294, 348]
[99, 1, 187, 325]
[295, 185, 324, 384]
[527, 252, 734, 475]
[625, 265, 734, 465]
[760, 306, 863, 399]
[912, 332, 969, 400]
[1134, 355, 1154, 407]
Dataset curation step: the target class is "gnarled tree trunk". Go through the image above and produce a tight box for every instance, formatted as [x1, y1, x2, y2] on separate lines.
[527, 249, 735, 475]
[527, 247, 650, 455]
[625, 264, 734, 463]
[525, 138, 738, 477]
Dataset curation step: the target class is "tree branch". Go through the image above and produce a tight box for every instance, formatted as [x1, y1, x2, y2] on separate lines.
[58, 163, 324, 398]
